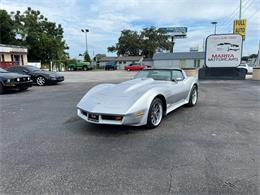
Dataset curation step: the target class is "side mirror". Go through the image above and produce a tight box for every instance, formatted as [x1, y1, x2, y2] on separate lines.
[172, 77, 183, 82]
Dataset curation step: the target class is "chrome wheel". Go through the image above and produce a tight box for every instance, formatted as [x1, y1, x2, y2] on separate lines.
[36, 76, 45, 86]
[191, 88, 197, 105]
[150, 102, 163, 126]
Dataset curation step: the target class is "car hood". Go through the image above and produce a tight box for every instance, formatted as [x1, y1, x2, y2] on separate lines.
[0, 72, 29, 79]
[33, 70, 61, 77]
[78, 78, 168, 114]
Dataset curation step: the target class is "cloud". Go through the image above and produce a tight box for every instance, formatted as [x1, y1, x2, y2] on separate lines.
[1, 0, 260, 57]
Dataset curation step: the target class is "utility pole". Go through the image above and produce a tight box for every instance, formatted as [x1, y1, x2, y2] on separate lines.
[211, 22, 217, 34]
[81, 29, 89, 54]
[239, 0, 242, 19]
[202, 38, 205, 52]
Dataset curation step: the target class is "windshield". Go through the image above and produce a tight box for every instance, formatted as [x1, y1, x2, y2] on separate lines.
[134, 70, 171, 81]
[0, 68, 9, 73]
[26, 65, 41, 71]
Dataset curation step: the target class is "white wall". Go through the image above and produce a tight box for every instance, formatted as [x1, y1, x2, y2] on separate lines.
[154, 60, 181, 68]
[154, 59, 204, 68]
[142, 60, 153, 67]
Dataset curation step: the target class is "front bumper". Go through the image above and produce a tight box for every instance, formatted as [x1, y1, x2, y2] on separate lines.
[3, 81, 33, 89]
[49, 76, 64, 83]
[77, 108, 147, 126]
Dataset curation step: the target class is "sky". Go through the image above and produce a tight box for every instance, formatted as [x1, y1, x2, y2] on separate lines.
[1, 0, 260, 58]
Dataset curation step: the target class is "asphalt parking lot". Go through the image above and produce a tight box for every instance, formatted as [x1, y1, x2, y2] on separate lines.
[0, 71, 259, 195]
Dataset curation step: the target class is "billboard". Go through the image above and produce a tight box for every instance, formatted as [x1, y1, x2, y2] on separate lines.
[159, 27, 187, 38]
[205, 34, 243, 67]
[233, 19, 246, 40]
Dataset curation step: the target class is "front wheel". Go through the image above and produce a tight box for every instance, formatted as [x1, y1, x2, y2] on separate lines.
[187, 85, 198, 106]
[146, 98, 163, 129]
[36, 76, 46, 86]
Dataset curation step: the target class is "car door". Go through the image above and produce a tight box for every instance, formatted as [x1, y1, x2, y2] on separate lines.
[168, 70, 188, 103]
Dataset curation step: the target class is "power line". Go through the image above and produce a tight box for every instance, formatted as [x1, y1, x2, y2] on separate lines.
[218, 6, 240, 32]
[219, 0, 257, 33]
[247, 8, 260, 20]
[243, 0, 256, 15]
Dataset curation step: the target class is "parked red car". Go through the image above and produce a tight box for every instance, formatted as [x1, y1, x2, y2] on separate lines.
[124, 63, 150, 71]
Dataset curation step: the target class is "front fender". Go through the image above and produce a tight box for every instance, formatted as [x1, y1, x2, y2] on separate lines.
[126, 89, 166, 125]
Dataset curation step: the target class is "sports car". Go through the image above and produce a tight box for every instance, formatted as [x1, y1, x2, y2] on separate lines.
[7, 65, 64, 86]
[0, 68, 32, 94]
[77, 68, 198, 128]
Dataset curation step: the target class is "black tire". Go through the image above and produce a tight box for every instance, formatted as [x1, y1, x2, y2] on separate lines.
[146, 98, 163, 129]
[83, 66, 88, 71]
[187, 85, 198, 107]
[0, 83, 4, 95]
[36, 76, 46, 86]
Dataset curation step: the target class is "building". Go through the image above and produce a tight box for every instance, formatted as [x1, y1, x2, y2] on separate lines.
[0, 44, 28, 68]
[143, 58, 153, 67]
[99, 56, 143, 69]
[153, 52, 205, 69]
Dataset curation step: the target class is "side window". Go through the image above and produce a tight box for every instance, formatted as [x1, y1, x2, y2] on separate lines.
[8, 67, 17, 72]
[16, 67, 25, 74]
[172, 70, 184, 81]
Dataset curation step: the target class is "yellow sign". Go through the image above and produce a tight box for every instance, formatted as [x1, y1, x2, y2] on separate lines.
[233, 19, 246, 40]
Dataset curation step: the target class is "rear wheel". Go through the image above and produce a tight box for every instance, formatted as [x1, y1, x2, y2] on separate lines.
[187, 85, 198, 106]
[146, 98, 163, 129]
[83, 66, 88, 71]
[36, 76, 46, 86]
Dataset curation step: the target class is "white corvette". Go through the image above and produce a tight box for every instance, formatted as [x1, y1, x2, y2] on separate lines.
[77, 68, 198, 128]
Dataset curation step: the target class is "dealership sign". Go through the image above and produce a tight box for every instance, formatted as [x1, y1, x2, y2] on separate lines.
[159, 27, 187, 38]
[205, 34, 243, 67]
[233, 19, 246, 40]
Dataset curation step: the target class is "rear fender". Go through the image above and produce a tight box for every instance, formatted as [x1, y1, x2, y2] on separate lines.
[185, 77, 199, 101]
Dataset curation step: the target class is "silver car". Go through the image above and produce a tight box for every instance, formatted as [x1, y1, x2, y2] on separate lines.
[77, 68, 198, 128]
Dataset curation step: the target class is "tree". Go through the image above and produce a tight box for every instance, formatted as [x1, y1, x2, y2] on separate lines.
[140, 27, 172, 58]
[0, 9, 16, 44]
[83, 52, 91, 62]
[1, 8, 68, 64]
[108, 29, 142, 56]
[94, 53, 106, 62]
[249, 54, 257, 59]
[108, 27, 172, 58]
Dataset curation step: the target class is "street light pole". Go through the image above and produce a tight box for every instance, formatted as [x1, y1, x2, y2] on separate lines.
[239, 0, 242, 19]
[211, 22, 217, 34]
[81, 29, 89, 54]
